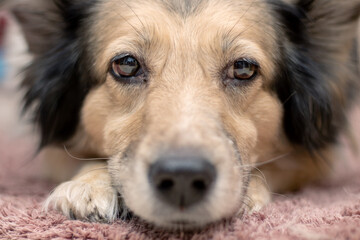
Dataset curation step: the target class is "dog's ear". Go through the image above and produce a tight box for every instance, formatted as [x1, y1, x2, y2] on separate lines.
[12, 0, 97, 147]
[270, 0, 360, 150]
[11, 0, 63, 55]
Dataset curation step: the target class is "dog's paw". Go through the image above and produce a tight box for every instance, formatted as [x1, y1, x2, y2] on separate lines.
[244, 176, 271, 214]
[44, 166, 118, 222]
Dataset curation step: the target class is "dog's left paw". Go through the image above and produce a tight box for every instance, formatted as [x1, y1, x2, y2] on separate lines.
[244, 176, 271, 214]
[44, 164, 119, 222]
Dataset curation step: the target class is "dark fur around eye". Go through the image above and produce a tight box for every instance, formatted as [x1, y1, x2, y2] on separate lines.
[20, 0, 98, 148]
[267, 0, 360, 150]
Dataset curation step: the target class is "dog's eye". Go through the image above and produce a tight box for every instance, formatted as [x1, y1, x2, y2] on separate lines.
[228, 59, 259, 81]
[111, 55, 141, 78]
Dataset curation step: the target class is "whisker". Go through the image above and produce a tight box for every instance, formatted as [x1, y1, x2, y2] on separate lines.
[248, 152, 292, 168]
[247, 172, 289, 199]
[250, 167, 271, 194]
[282, 91, 297, 105]
[227, 0, 259, 36]
[107, 0, 148, 41]
[270, 192, 289, 198]
[237, 17, 275, 38]
[248, 173, 266, 183]
[245, 183, 288, 199]
[117, 196, 132, 221]
[119, 0, 146, 30]
[63, 145, 110, 161]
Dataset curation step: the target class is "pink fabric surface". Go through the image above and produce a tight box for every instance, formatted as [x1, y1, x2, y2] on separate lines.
[0, 105, 360, 240]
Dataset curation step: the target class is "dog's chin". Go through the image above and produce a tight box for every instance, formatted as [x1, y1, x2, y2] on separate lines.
[128, 204, 236, 231]
[139, 218, 213, 231]
[147, 218, 227, 231]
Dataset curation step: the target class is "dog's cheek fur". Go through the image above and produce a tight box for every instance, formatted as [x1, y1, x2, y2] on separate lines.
[268, 0, 360, 150]
[14, 0, 98, 147]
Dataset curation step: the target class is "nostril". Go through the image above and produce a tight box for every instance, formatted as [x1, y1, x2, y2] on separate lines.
[192, 179, 207, 191]
[157, 178, 174, 191]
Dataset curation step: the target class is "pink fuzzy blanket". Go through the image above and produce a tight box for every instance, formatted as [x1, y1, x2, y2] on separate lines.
[1, 15, 360, 240]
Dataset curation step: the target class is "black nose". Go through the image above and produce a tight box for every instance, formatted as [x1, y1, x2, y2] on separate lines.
[149, 154, 216, 209]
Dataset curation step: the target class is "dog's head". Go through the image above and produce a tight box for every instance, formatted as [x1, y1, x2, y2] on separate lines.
[13, 0, 359, 229]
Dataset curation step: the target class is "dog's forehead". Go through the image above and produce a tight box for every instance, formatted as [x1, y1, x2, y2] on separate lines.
[90, 0, 277, 75]
[92, 0, 275, 41]
[94, 0, 273, 34]
[161, 0, 206, 16]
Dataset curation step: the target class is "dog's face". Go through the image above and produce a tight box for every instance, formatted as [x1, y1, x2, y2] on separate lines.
[13, 0, 359, 229]
[83, 0, 284, 227]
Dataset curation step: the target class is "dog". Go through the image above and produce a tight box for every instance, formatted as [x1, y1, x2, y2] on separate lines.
[7, 0, 360, 230]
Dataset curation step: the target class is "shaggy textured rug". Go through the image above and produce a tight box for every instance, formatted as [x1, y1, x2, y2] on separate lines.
[1, 14, 360, 240]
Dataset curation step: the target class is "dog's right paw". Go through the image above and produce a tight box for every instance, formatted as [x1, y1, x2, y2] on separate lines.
[44, 166, 119, 222]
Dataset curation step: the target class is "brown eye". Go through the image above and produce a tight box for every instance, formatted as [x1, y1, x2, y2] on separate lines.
[228, 59, 259, 81]
[111, 55, 140, 78]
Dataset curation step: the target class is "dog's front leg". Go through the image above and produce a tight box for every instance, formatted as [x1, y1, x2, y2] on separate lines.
[44, 163, 119, 222]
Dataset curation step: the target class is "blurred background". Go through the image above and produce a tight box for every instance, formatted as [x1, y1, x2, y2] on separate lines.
[0, 11, 33, 140]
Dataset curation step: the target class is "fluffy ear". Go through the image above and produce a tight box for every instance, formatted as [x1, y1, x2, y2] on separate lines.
[12, 0, 97, 147]
[9, 0, 62, 55]
[270, 0, 360, 150]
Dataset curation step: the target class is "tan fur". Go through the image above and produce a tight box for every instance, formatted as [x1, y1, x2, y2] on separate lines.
[17, 0, 357, 229]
